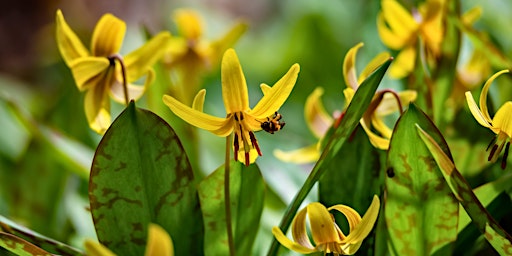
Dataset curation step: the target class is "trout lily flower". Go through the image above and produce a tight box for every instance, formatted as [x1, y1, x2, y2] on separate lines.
[163, 48, 299, 165]
[56, 10, 171, 134]
[84, 223, 174, 256]
[377, 0, 445, 78]
[164, 9, 247, 105]
[465, 69, 512, 169]
[272, 195, 380, 255]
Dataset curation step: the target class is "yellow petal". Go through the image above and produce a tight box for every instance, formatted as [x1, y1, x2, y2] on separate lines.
[192, 89, 206, 111]
[173, 9, 203, 40]
[377, 13, 409, 50]
[272, 227, 317, 254]
[307, 202, 341, 245]
[84, 82, 111, 134]
[236, 145, 259, 165]
[55, 9, 89, 66]
[91, 13, 126, 57]
[273, 144, 320, 164]
[249, 64, 300, 118]
[371, 115, 393, 139]
[358, 52, 391, 84]
[465, 91, 493, 130]
[69, 57, 110, 91]
[375, 90, 417, 116]
[389, 45, 416, 79]
[328, 204, 362, 235]
[144, 224, 174, 256]
[260, 83, 271, 95]
[305, 87, 333, 138]
[462, 6, 482, 26]
[343, 195, 380, 245]
[291, 207, 315, 249]
[361, 117, 390, 150]
[343, 42, 364, 90]
[492, 102, 512, 138]
[125, 32, 172, 82]
[162, 95, 232, 136]
[84, 239, 116, 256]
[381, 0, 419, 37]
[479, 69, 509, 124]
[221, 49, 249, 113]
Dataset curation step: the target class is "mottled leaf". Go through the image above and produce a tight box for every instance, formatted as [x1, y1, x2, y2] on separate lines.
[0, 232, 52, 256]
[198, 161, 265, 256]
[89, 101, 203, 255]
[417, 125, 512, 255]
[267, 58, 392, 255]
[386, 104, 458, 256]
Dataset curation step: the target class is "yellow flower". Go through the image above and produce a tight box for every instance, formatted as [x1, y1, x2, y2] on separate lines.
[164, 9, 247, 105]
[55, 9, 171, 134]
[163, 48, 299, 165]
[465, 69, 512, 169]
[85, 223, 174, 256]
[377, 0, 445, 78]
[272, 195, 380, 255]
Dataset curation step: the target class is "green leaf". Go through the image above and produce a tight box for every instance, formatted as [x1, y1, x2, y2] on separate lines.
[417, 125, 512, 255]
[198, 161, 265, 256]
[267, 58, 392, 256]
[89, 101, 203, 255]
[0, 232, 52, 256]
[386, 104, 458, 256]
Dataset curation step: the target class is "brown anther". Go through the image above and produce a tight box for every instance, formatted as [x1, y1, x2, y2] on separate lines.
[249, 131, 262, 156]
[488, 144, 498, 162]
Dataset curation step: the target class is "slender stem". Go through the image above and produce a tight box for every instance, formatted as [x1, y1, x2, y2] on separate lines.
[225, 134, 235, 256]
[108, 54, 130, 105]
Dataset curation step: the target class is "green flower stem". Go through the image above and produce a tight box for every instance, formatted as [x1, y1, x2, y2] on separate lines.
[225, 134, 235, 256]
[109, 54, 130, 105]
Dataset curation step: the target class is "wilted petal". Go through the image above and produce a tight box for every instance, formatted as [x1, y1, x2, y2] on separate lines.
[69, 57, 110, 91]
[55, 9, 90, 66]
[249, 64, 300, 118]
[343, 42, 364, 90]
[91, 13, 126, 57]
[305, 87, 333, 138]
[163, 95, 231, 136]
[124, 32, 172, 82]
[274, 144, 320, 164]
[389, 45, 416, 79]
[144, 224, 174, 256]
[307, 202, 341, 245]
[221, 49, 250, 113]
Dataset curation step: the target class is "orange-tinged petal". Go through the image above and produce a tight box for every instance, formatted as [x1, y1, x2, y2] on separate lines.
[55, 9, 90, 66]
[221, 49, 249, 113]
[173, 9, 203, 40]
[84, 239, 116, 256]
[389, 45, 416, 79]
[69, 57, 110, 91]
[91, 13, 126, 57]
[84, 83, 111, 134]
[305, 87, 333, 138]
[343, 42, 364, 90]
[162, 95, 231, 136]
[465, 91, 493, 130]
[272, 227, 317, 254]
[273, 144, 320, 164]
[249, 64, 300, 118]
[492, 102, 512, 138]
[307, 202, 341, 245]
[144, 224, 174, 256]
[343, 195, 380, 245]
[358, 52, 391, 84]
[479, 69, 509, 124]
[124, 32, 172, 82]
[292, 207, 315, 249]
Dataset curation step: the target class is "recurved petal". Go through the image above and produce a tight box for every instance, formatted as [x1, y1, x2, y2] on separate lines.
[221, 49, 249, 113]
[343, 42, 364, 90]
[125, 32, 172, 82]
[492, 102, 512, 138]
[192, 89, 206, 111]
[55, 10, 90, 66]
[163, 95, 232, 136]
[305, 87, 333, 138]
[69, 57, 110, 91]
[91, 13, 126, 57]
[249, 64, 300, 118]
[465, 91, 493, 129]
[358, 52, 392, 84]
[291, 207, 315, 249]
[144, 224, 174, 256]
[84, 83, 111, 134]
[272, 227, 316, 254]
[480, 69, 509, 124]
[328, 204, 362, 237]
[343, 195, 380, 245]
[389, 45, 416, 79]
[84, 240, 116, 256]
[361, 117, 390, 150]
[376, 90, 417, 116]
[307, 202, 341, 245]
[173, 9, 203, 40]
[273, 144, 320, 164]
